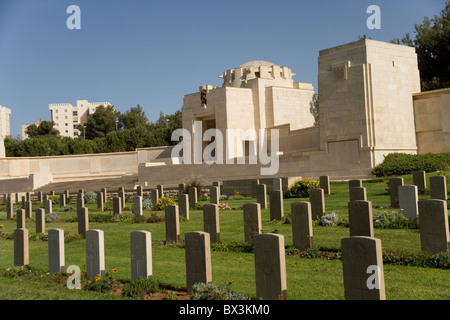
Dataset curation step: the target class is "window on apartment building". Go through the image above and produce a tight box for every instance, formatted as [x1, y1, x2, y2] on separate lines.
[65, 109, 67, 113]
[56, 116, 59, 120]
[73, 111, 78, 116]
[65, 130, 68, 133]
[65, 123, 68, 126]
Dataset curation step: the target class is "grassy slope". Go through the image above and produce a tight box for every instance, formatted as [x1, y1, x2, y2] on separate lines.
[0, 171, 448, 300]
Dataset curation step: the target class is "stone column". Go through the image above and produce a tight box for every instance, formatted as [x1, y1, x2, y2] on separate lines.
[203, 204, 220, 243]
[291, 202, 313, 251]
[130, 230, 153, 280]
[86, 229, 105, 281]
[254, 233, 287, 300]
[243, 203, 262, 243]
[185, 231, 212, 292]
[48, 229, 65, 273]
[341, 236, 385, 300]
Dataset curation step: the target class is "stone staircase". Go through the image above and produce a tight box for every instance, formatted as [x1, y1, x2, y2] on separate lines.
[33, 174, 139, 194]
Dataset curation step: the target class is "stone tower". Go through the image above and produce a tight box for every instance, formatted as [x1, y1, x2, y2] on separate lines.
[318, 39, 421, 167]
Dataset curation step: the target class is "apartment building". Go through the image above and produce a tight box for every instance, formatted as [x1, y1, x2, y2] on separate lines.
[49, 100, 111, 137]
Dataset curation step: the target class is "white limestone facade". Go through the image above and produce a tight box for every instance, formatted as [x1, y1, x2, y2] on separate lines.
[49, 100, 111, 137]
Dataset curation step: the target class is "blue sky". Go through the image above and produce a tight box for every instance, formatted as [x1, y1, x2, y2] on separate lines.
[0, 0, 447, 138]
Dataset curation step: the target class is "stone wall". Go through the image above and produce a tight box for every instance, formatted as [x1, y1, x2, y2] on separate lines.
[413, 88, 450, 154]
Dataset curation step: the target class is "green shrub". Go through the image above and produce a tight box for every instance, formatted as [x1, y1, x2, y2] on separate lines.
[371, 152, 450, 177]
[45, 212, 61, 222]
[146, 212, 165, 223]
[373, 210, 419, 229]
[83, 191, 97, 203]
[122, 277, 162, 299]
[142, 198, 153, 209]
[58, 205, 75, 212]
[320, 212, 339, 226]
[285, 178, 320, 198]
[190, 282, 251, 300]
[155, 197, 176, 211]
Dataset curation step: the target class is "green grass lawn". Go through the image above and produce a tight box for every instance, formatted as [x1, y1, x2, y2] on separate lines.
[0, 171, 449, 300]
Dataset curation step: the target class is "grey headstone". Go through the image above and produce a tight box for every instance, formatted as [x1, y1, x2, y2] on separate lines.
[133, 196, 143, 216]
[309, 188, 325, 220]
[413, 170, 427, 191]
[348, 200, 374, 237]
[430, 175, 447, 201]
[113, 196, 122, 215]
[291, 202, 313, 251]
[418, 199, 450, 254]
[349, 187, 367, 202]
[178, 194, 189, 220]
[130, 230, 152, 281]
[185, 232, 212, 292]
[35, 208, 45, 234]
[48, 229, 65, 273]
[398, 185, 419, 219]
[188, 187, 197, 209]
[388, 178, 404, 208]
[269, 190, 284, 221]
[203, 204, 220, 243]
[256, 184, 267, 209]
[85, 229, 105, 281]
[165, 205, 180, 244]
[243, 203, 262, 243]
[254, 233, 287, 300]
[14, 228, 29, 266]
[16, 209, 25, 229]
[319, 176, 330, 195]
[210, 186, 219, 205]
[341, 236, 385, 300]
[77, 207, 89, 238]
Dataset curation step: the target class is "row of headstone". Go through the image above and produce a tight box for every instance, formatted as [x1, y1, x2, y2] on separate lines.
[348, 198, 449, 254]
[389, 174, 448, 209]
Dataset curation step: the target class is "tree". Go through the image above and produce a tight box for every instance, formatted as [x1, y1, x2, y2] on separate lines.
[25, 121, 60, 138]
[309, 93, 319, 126]
[391, 1, 450, 91]
[85, 105, 119, 140]
[118, 104, 149, 130]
